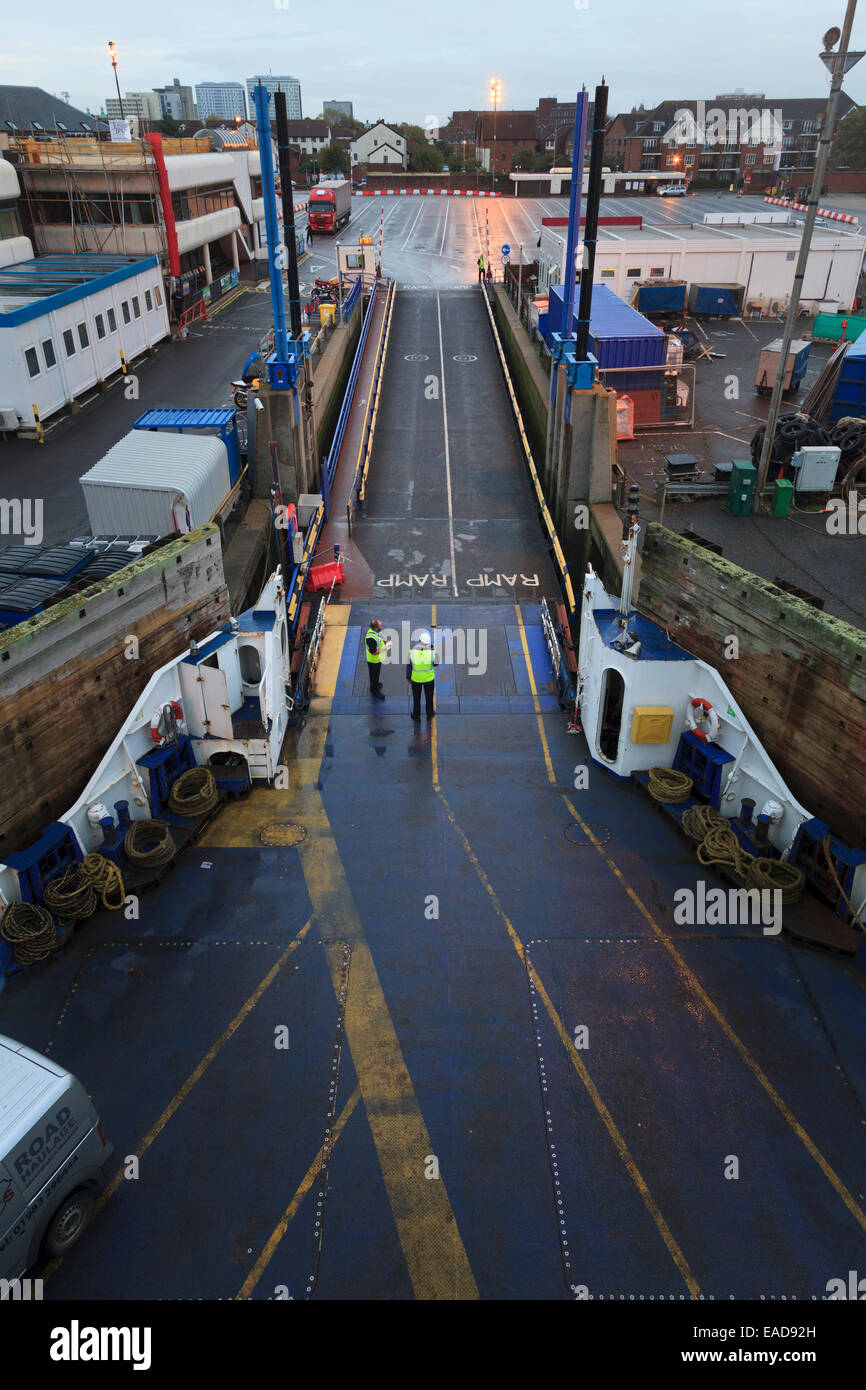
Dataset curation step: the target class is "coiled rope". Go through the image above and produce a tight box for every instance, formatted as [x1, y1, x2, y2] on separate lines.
[83, 853, 126, 910]
[647, 766, 693, 804]
[0, 902, 57, 965]
[168, 767, 219, 818]
[696, 820, 805, 903]
[43, 863, 97, 920]
[682, 804, 727, 844]
[124, 819, 175, 869]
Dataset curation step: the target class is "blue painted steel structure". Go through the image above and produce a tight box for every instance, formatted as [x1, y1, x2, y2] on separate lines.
[251, 83, 309, 392]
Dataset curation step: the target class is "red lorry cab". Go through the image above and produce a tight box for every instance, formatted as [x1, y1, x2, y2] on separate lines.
[307, 180, 351, 236]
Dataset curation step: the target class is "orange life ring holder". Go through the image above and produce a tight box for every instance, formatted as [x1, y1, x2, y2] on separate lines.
[686, 697, 720, 744]
[150, 700, 184, 746]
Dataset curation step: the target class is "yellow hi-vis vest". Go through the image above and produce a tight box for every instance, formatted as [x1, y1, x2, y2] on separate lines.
[366, 628, 385, 664]
[409, 647, 435, 682]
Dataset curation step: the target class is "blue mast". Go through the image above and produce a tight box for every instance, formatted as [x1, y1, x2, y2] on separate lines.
[252, 82, 289, 365]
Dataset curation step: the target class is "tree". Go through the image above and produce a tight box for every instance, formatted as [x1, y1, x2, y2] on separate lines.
[157, 113, 181, 137]
[399, 122, 430, 146]
[511, 146, 536, 171]
[319, 141, 350, 174]
[829, 107, 866, 169]
[408, 143, 444, 173]
[320, 110, 365, 136]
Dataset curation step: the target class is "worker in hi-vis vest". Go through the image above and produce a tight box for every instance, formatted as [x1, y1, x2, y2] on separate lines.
[365, 618, 390, 699]
[477, 254, 485, 283]
[406, 629, 439, 722]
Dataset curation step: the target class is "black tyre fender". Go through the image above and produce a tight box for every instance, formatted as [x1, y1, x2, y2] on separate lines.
[43, 1188, 96, 1258]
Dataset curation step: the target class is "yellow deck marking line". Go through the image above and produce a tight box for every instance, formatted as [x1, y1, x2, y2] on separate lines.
[513, 603, 556, 785]
[210, 605, 478, 1299]
[433, 785, 701, 1299]
[43, 914, 315, 1282]
[562, 795, 866, 1239]
[237, 1084, 362, 1299]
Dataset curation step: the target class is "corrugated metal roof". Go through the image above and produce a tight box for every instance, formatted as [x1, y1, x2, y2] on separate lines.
[134, 408, 236, 430]
[80, 430, 231, 535]
[587, 283, 665, 342]
[82, 430, 228, 493]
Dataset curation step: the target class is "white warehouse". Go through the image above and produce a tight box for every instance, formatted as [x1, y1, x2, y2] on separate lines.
[0, 253, 169, 434]
[537, 217, 865, 315]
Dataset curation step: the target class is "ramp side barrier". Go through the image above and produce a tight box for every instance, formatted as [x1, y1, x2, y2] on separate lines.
[287, 279, 394, 633]
[350, 280, 397, 526]
[479, 283, 577, 622]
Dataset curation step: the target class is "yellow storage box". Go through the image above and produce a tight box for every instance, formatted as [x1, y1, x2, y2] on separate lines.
[630, 706, 674, 744]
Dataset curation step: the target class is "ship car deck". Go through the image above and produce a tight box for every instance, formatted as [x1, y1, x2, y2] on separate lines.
[4, 290, 866, 1300]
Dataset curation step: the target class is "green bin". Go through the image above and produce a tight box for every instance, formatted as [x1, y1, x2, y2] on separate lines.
[728, 460, 757, 516]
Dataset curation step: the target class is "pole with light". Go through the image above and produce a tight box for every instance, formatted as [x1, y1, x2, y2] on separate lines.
[753, 4, 863, 511]
[108, 41, 124, 120]
[489, 78, 502, 191]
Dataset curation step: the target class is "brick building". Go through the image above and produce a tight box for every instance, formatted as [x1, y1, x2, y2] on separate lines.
[621, 94, 857, 192]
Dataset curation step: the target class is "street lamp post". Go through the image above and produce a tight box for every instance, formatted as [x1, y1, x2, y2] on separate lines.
[753, 2, 863, 511]
[108, 41, 123, 120]
[489, 78, 502, 192]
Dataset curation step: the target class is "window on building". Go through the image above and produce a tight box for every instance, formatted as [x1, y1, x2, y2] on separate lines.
[600, 268, 615, 278]
[41, 338, 57, 369]
[78, 322, 89, 348]
[122, 301, 131, 324]
[745, 154, 756, 166]
[25, 346, 40, 378]
[684, 155, 694, 165]
[153, 283, 162, 306]
[107, 307, 117, 332]
[63, 328, 76, 357]
[650, 267, 665, 277]
[132, 296, 141, 318]
[626, 267, 641, 278]
[145, 289, 153, 312]
[95, 313, 106, 338]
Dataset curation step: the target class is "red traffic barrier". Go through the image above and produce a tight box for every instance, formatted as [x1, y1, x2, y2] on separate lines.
[305, 559, 345, 591]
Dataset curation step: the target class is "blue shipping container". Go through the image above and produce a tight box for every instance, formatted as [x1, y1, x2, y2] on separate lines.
[829, 327, 866, 424]
[546, 283, 666, 369]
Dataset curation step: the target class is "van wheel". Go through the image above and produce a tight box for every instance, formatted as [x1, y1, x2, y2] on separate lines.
[43, 1191, 95, 1256]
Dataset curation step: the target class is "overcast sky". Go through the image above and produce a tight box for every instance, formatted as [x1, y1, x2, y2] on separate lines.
[4, 0, 864, 124]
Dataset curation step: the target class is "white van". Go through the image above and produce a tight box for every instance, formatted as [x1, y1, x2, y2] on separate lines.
[0, 1034, 113, 1283]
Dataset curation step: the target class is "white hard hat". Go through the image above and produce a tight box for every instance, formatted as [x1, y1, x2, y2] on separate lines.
[414, 629, 432, 647]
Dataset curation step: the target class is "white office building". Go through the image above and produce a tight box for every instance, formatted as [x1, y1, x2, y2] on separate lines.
[196, 83, 247, 123]
[246, 76, 302, 120]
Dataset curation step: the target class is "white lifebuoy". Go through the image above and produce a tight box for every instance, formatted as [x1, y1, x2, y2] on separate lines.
[685, 697, 720, 744]
[150, 700, 184, 747]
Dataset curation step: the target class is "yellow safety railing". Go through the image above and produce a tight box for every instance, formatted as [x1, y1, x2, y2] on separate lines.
[358, 280, 396, 506]
[480, 284, 577, 619]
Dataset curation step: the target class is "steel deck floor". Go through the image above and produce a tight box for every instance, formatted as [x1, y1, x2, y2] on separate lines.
[4, 290, 866, 1301]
